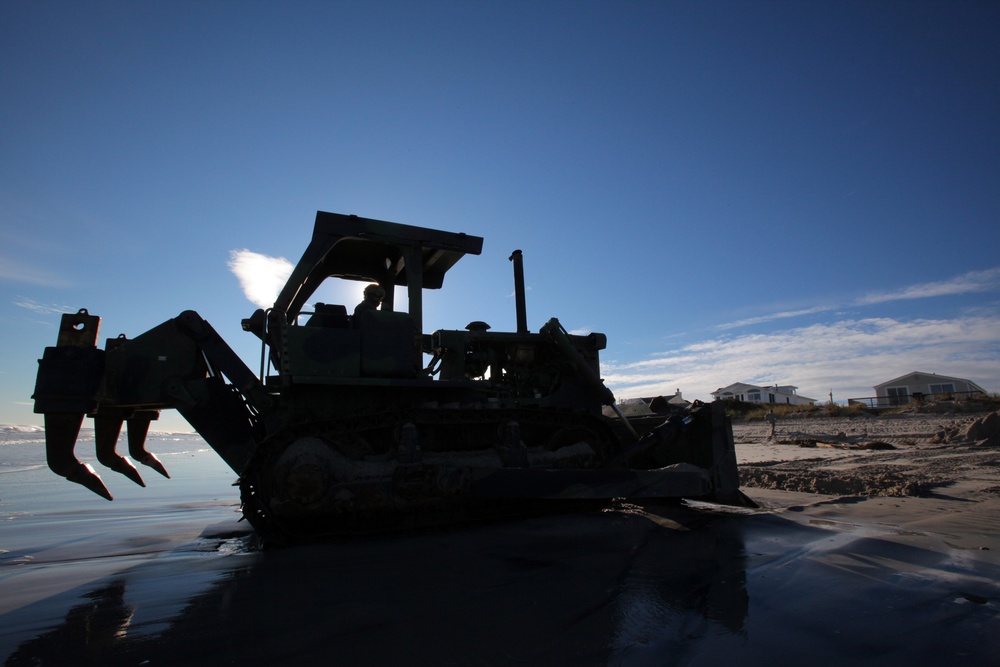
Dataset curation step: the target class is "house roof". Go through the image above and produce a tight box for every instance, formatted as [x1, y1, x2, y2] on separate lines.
[645, 394, 690, 409]
[711, 382, 817, 403]
[875, 371, 984, 391]
[711, 382, 798, 395]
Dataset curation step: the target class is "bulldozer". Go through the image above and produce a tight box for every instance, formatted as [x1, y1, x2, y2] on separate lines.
[33, 211, 753, 543]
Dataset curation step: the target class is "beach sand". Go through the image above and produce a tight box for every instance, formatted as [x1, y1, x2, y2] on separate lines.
[2, 412, 999, 666]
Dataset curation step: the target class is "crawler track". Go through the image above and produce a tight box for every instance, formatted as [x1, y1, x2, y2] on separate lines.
[239, 407, 620, 543]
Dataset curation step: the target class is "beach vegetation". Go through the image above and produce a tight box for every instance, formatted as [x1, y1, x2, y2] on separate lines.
[723, 390, 1000, 421]
[726, 400, 875, 421]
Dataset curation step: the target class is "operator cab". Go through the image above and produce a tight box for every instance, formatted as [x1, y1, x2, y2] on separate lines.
[242, 212, 483, 384]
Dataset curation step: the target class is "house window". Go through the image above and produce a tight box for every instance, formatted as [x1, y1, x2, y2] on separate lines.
[769, 393, 776, 403]
[886, 386, 908, 406]
[929, 383, 955, 395]
[747, 391, 760, 402]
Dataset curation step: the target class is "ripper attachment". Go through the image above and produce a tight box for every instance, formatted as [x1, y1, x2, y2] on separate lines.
[33, 310, 166, 500]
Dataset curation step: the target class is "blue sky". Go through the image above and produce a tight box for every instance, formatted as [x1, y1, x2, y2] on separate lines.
[2, 1, 998, 429]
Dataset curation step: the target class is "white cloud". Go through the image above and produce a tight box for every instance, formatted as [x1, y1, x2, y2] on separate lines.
[604, 315, 1000, 403]
[227, 249, 294, 308]
[227, 249, 365, 311]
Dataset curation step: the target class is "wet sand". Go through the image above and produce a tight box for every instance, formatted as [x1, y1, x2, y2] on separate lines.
[2, 419, 1000, 665]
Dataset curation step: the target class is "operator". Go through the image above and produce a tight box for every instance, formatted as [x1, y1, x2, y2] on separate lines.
[354, 284, 385, 318]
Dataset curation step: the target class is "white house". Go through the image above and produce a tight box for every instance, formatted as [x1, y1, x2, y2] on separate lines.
[873, 371, 986, 406]
[711, 382, 817, 406]
[605, 391, 690, 417]
[648, 391, 690, 412]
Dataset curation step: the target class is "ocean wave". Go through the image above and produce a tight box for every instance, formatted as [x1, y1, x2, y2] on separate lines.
[0, 464, 47, 474]
[1, 424, 45, 434]
[0, 427, 204, 451]
[1, 424, 196, 434]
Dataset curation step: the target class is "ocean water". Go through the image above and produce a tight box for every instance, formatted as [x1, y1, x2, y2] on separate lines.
[0, 425, 240, 518]
[2, 426, 999, 665]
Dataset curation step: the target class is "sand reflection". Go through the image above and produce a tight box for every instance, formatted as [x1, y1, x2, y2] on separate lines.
[7, 498, 998, 666]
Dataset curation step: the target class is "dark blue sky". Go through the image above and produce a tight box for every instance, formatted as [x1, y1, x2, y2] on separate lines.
[2, 1, 998, 425]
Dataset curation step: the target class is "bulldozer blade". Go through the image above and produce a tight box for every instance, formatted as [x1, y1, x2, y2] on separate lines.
[95, 416, 145, 487]
[127, 415, 170, 479]
[44, 412, 113, 501]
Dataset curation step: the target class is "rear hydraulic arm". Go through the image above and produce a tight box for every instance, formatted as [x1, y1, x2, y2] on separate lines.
[33, 310, 273, 500]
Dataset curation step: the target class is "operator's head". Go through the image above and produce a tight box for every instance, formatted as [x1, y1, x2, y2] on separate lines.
[363, 284, 386, 305]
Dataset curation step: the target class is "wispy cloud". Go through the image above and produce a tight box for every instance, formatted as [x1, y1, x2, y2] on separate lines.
[14, 298, 77, 316]
[716, 305, 835, 330]
[716, 267, 1000, 331]
[227, 250, 294, 308]
[0, 256, 71, 288]
[604, 314, 1000, 402]
[856, 267, 1000, 305]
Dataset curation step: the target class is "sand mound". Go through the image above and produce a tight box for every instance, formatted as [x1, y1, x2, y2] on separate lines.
[740, 466, 927, 497]
[964, 410, 1000, 448]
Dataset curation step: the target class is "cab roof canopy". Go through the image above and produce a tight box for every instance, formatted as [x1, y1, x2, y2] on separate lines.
[273, 211, 484, 332]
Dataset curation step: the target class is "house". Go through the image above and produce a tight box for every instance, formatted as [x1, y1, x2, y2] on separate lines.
[873, 371, 986, 406]
[605, 391, 691, 417]
[711, 382, 816, 406]
[648, 390, 690, 413]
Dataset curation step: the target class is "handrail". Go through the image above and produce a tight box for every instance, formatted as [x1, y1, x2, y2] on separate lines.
[846, 390, 987, 409]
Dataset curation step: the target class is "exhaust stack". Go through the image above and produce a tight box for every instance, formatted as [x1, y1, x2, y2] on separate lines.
[509, 249, 528, 334]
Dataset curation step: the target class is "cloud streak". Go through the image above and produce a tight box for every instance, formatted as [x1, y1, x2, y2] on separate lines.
[856, 267, 1000, 305]
[14, 298, 77, 316]
[715, 266, 1000, 331]
[716, 305, 835, 330]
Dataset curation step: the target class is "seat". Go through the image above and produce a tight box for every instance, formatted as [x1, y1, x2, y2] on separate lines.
[305, 303, 349, 328]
